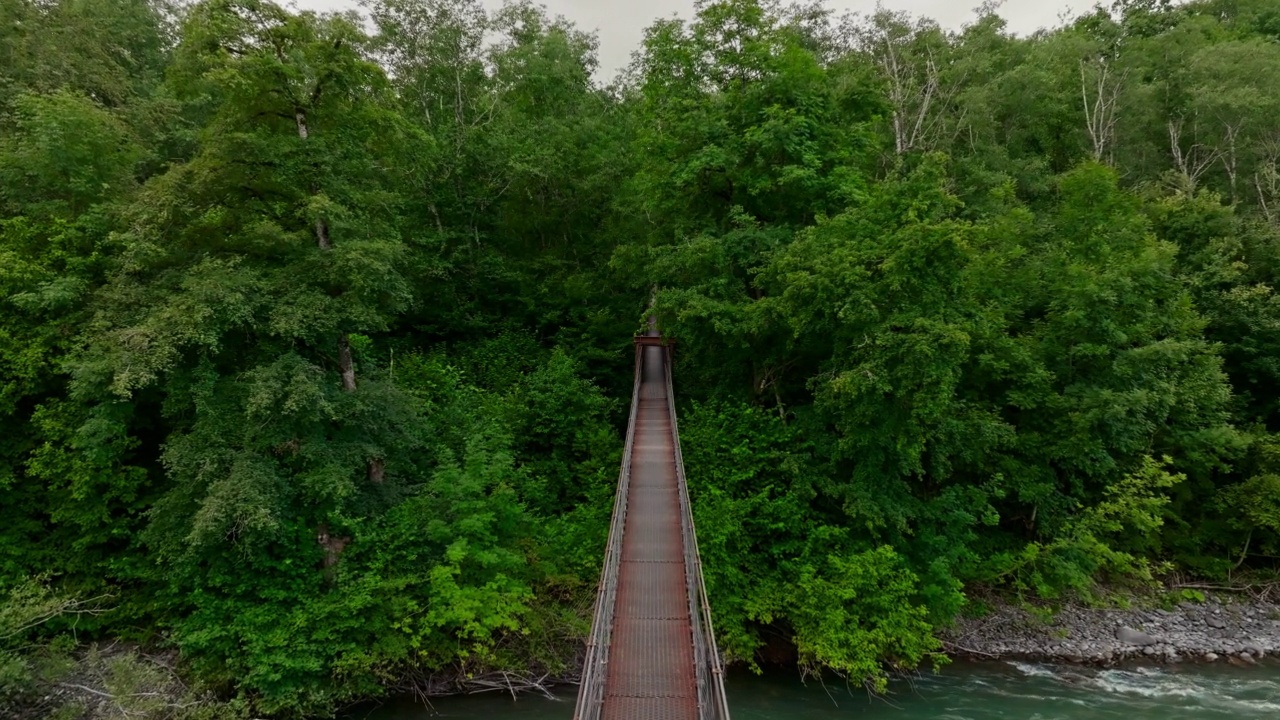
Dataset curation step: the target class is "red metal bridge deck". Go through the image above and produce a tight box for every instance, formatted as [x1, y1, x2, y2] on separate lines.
[600, 344, 698, 719]
[574, 337, 730, 720]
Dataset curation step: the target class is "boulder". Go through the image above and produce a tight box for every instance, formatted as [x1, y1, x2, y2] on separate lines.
[1116, 627, 1159, 646]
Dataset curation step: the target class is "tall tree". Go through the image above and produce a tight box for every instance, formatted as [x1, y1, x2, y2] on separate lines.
[72, 0, 422, 582]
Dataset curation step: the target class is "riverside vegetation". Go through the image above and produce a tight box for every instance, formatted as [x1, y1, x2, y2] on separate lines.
[5, 0, 1280, 716]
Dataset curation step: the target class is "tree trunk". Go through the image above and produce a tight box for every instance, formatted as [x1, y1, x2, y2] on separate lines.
[297, 104, 378, 485]
[1081, 59, 1124, 164]
[316, 522, 351, 583]
[314, 218, 332, 250]
[296, 109, 333, 251]
[338, 333, 356, 393]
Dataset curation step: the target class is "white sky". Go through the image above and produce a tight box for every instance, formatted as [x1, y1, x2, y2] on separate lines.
[294, 0, 1101, 80]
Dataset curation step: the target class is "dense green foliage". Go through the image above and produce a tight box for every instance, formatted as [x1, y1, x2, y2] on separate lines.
[6, 0, 1280, 714]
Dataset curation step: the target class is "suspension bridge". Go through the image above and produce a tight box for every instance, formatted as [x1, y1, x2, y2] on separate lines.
[573, 332, 731, 720]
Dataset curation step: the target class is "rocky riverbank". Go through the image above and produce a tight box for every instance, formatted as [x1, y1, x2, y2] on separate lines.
[943, 594, 1280, 666]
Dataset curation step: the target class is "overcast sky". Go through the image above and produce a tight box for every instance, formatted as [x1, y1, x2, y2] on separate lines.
[294, 0, 1101, 80]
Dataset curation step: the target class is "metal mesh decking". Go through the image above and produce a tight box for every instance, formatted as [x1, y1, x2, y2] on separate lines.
[600, 345, 698, 719]
[573, 339, 730, 720]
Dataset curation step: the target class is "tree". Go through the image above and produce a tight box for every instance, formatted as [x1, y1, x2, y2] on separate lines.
[620, 0, 879, 408]
[0, 0, 172, 111]
[69, 0, 424, 637]
[845, 8, 962, 157]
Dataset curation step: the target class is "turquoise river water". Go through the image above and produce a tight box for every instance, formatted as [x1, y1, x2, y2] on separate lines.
[351, 661, 1280, 719]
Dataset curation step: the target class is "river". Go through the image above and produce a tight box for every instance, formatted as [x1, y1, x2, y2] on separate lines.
[352, 662, 1280, 719]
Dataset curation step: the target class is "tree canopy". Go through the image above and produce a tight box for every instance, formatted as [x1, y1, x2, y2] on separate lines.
[5, 0, 1280, 715]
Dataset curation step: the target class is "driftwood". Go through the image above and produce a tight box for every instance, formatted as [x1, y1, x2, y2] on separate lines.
[24, 644, 219, 720]
[460, 671, 558, 700]
[389, 664, 579, 704]
[1166, 568, 1280, 602]
[1172, 580, 1280, 603]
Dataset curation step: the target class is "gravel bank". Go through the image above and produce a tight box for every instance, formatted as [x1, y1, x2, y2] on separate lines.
[943, 595, 1280, 666]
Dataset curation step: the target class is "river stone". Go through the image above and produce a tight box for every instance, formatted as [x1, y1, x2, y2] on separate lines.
[1116, 627, 1159, 646]
[1207, 617, 1226, 629]
[1204, 652, 1219, 662]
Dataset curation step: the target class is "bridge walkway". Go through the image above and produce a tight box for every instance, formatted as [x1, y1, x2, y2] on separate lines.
[574, 337, 730, 720]
[601, 343, 698, 718]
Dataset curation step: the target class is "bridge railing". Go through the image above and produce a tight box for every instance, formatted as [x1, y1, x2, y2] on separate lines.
[663, 344, 732, 720]
[571, 343, 643, 720]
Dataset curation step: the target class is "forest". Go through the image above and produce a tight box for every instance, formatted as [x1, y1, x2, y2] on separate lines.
[4, 0, 1280, 716]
